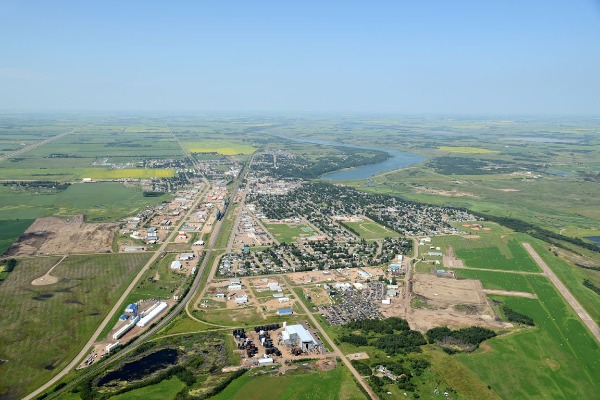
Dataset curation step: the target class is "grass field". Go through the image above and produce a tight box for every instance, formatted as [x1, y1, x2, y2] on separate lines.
[457, 278, 600, 399]
[109, 377, 186, 400]
[263, 222, 313, 243]
[438, 230, 541, 272]
[0, 253, 151, 399]
[182, 139, 256, 155]
[211, 365, 366, 400]
[0, 183, 167, 222]
[342, 218, 400, 240]
[0, 219, 34, 254]
[438, 146, 498, 154]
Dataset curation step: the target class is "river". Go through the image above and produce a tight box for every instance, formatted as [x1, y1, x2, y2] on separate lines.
[279, 136, 425, 181]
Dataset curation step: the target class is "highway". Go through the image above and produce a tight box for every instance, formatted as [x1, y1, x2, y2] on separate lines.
[25, 183, 210, 400]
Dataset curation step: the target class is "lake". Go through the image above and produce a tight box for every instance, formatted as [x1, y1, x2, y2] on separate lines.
[586, 236, 600, 244]
[282, 136, 425, 181]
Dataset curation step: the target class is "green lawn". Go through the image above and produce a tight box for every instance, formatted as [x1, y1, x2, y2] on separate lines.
[109, 377, 186, 400]
[210, 365, 366, 400]
[342, 218, 400, 240]
[454, 238, 541, 272]
[0, 253, 151, 399]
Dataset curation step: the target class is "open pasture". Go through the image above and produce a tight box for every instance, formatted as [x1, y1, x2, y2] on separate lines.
[210, 364, 366, 400]
[0, 253, 151, 399]
[109, 376, 186, 400]
[342, 217, 400, 240]
[0, 218, 34, 254]
[438, 146, 498, 154]
[457, 276, 600, 399]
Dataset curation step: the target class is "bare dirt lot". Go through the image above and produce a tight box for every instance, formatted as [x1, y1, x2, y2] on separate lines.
[382, 273, 512, 332]
[6, 215, 118, 256]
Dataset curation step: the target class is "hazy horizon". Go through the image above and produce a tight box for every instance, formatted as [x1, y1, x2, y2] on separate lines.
[1, 1, 599, 115]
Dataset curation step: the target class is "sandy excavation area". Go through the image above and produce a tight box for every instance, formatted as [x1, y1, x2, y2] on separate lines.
[6, 215, 118, 256]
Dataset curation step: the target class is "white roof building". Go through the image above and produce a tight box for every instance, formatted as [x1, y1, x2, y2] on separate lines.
[281, 323, 318, 352]
[179, 253, 195, 261]
[170, 260, 183, 270]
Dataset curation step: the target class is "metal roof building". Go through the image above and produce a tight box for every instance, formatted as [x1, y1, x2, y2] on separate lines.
[281, 323, 318, 352]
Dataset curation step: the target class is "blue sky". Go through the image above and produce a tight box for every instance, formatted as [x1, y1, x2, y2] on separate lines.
[1, 1, 599, 114]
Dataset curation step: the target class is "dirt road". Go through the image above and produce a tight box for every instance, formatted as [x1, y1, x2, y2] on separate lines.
[523, 243, 600, 343]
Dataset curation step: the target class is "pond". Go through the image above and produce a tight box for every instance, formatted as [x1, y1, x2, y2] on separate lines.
[97, 348, 178, 386]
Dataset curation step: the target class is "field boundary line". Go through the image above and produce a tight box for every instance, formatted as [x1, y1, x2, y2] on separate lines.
[522, 243, 600, 343]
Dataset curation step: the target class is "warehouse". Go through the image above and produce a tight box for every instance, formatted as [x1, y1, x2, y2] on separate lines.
[171, 260, 183, 270]
[277, 308, 293, 316]
[281, 322, 318, 352]
[113, 315, 140, 340]
[136, 302, 168, 327]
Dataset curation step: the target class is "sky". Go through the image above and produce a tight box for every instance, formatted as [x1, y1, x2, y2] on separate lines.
[1, 1, 599, 114]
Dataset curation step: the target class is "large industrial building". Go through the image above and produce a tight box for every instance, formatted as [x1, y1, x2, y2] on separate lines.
[281, 323, 318, 352]
[136, 302, 168, 328]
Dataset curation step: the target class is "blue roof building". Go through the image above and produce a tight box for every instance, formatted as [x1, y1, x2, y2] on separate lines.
[277, 308, 293, 316]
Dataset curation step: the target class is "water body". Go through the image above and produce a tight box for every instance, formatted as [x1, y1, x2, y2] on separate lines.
[586, 236, 600, 244]
[97, 348, 178, 386]
[547, 170, 577, 177]
[282, 136, 425, 181]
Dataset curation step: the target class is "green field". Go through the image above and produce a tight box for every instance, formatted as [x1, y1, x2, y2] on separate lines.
[211, 365, 366, 400]
[0, 219, 33, 254]
[342, 218, 400, 240]
[99, 253, 191, 340]
[457, 277, 600, 399]
[109, 377, 186, 400]
[182, 139, 256, 155]
[0, 183, 167, 221]
[263, 222, 313, 243]
[0, 253, 151, 399]
[439, 232, 541, 272]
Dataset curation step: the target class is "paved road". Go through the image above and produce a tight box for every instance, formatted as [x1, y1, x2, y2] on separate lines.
[24, 184, 208, 400]
[523, 243, 600, 343]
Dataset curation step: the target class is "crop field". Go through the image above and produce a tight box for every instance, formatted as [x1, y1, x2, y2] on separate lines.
[263, 222, 313, 243]
[342, 218, 400, 240]
[0, 183, 167, 222]
[0, 219, 34, 254]
[0, 253, 151, 399]
[79, 168, 175, 179]
[210, 365, 366, 400]
[182, 139, 257, 155]
[438, 146, 498, 154]
[457, 277, 600, 399]
[110, 376, 186, 400]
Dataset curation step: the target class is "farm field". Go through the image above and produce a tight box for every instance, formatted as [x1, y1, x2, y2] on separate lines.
[109, 376, 186, 400]
[438, 146, 498, 154]
[0, 253, 151, 399]
[342, 217, 400, 240]
[210, 365, 366, 400]
[0, 219, 34, 254]
[0, 183, 167, 222]
[182, 139, 256, 155]
[263, 222, 313, 243]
